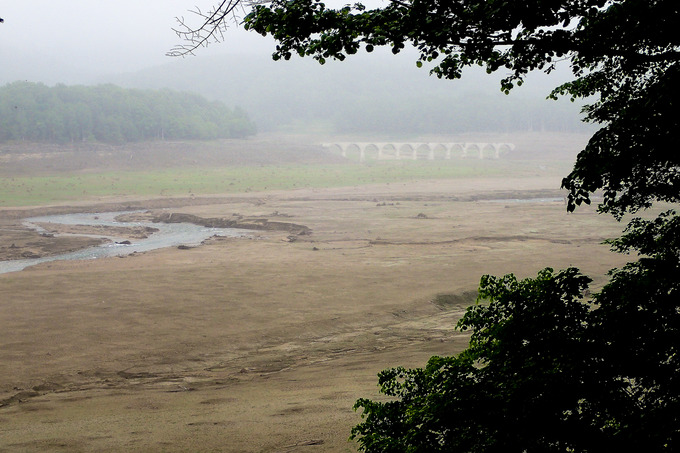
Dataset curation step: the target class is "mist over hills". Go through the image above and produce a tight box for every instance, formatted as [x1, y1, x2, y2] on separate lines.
[110, 52, 592, 137]
[0, 43, 592, 138]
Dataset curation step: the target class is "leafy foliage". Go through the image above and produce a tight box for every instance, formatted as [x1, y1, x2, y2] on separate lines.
[352, 269, 596, 452]
[561, 63, 680, 218]
[0, 82, 256, 144]
[352, 262, 680, 451]
[178, 0, 680, 450]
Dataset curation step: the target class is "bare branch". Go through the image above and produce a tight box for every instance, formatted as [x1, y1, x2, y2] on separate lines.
[168, 0, 404, 57]
[167, 0, 261, 57]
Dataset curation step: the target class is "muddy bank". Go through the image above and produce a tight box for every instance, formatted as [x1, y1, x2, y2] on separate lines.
[148, 212, 311, 235]
[32, 223, 159, 239]
[0, 206, 310, 262]
[0, 229, 107, 261]
[0, 223, 159, 261]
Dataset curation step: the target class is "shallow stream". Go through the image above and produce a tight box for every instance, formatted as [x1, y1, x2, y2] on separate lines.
[0, 211, 251, 274]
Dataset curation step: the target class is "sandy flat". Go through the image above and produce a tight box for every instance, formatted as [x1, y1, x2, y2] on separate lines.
[0, 176, 628, 452]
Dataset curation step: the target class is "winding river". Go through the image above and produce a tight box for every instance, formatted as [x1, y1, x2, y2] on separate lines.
[0, 211, 252, 274]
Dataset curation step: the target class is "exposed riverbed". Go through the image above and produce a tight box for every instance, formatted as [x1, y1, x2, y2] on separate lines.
[0, 211, 252, 274]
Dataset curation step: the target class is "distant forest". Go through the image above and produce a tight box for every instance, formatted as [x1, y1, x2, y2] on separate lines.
[0, 82, 256, 144]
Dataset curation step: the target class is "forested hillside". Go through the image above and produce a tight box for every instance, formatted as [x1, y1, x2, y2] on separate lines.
[0, 82, 256, 144]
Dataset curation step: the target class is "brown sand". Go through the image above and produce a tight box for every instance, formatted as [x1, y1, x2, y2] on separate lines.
[0, 176, 628, 452]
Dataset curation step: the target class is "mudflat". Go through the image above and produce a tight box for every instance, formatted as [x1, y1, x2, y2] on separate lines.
[0, 175, 628, 452]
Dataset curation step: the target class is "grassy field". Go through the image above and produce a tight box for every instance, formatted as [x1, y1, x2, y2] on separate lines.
[0, 161, 521, 207]
[0, 133, 585, 206]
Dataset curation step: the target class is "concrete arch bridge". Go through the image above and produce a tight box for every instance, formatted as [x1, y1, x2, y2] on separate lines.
[322, 142, 515, 161]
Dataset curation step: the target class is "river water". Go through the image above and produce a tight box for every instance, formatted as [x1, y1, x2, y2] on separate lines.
[0, 211, 251, 274]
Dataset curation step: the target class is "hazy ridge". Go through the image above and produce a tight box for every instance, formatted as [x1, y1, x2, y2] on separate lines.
[109, 52, 592, 136]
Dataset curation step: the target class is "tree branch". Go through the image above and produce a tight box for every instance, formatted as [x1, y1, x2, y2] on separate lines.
[167, 0, 252, 56]
[385, 0, 412, 8]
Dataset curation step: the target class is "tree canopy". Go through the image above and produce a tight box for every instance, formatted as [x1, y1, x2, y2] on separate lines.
[172, 0, 680, 450]
[0, 82, 256, 144]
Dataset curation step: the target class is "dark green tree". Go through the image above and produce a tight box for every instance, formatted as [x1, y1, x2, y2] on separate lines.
[172, 0, 679, 450]
[0, 82, 256, 144]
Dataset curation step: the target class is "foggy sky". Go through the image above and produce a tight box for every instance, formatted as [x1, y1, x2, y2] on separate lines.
[0, 0, 276, 84]
[0, 0, 585, 136]
[1, 1, 575, 84]
[1, 1, 572, 87]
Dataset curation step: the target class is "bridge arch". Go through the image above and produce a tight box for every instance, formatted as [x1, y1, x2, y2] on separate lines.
[379, 143, 398, 160]
[431, 143, 448, 160]
[449, 143, 465, 158]
[464, 143, 483, 159]
[415, 143, 432, 160]
[325, 143, 344, 156]
[343, 143, 362, 161]
[495, 143, 515, 158]
[363, 143, 380, 161]
[481, 143, 498, 159]
[397, 143, 414, 160]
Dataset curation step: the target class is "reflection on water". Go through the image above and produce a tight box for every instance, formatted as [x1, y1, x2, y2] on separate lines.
[0, 211, 251, 274]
